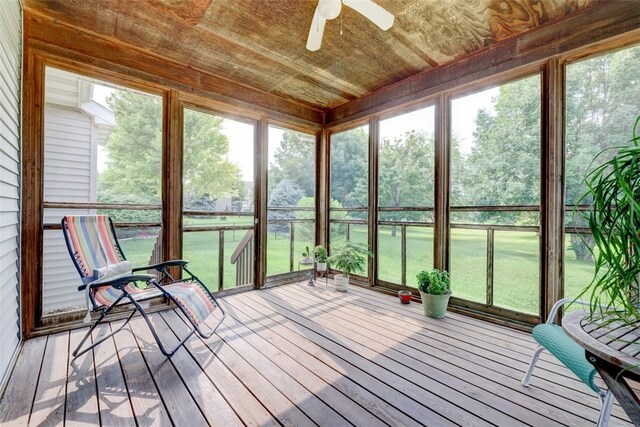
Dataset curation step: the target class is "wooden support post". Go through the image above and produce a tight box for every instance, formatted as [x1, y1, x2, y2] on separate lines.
[434, 94, 450, 272]
[316, 129, 328, 247]
[486, 228, 494, 307]
[368, 116, 379, 285]
[401, 225, 407, 286]
[542, 58, 565, 322]
[218, 230, 225, 291]
[20, 51, 44, 338]
[289, 222, 295, 273]
[163, 90, 183, 279]
[254, 116, 268, 289]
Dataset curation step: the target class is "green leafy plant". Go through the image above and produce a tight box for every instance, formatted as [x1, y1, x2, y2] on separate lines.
[302, 246, 310, 258]
[576, 116, 640, 320]
[416, 269, 451, 295]
[314, 245, 328, 263]
[328, 241, 372, 278]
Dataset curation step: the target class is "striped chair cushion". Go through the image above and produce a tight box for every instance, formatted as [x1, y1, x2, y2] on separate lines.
[93, 281, 215, 327]
[94, 283, 150, 307]
[164, 282, 216, 326]
[64, 215, 124, 278]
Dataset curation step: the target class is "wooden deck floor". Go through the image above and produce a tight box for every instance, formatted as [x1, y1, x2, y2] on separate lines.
[0, 283, 632, 426]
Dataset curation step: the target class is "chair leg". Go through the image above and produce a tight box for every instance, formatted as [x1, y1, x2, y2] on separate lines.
[597, 390, 613, 427]
[72, 294, 133, 359]
[130, 298, 196, 358]
[522, 345, 545, 387]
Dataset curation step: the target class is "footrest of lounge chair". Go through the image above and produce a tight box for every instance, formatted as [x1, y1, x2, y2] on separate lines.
[164, 281, 216, 326]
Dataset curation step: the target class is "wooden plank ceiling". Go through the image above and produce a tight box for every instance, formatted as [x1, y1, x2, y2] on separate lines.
[24, 0, 596, 111]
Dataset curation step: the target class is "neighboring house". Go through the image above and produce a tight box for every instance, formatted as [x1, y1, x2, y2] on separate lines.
[42, 67, 115, 314]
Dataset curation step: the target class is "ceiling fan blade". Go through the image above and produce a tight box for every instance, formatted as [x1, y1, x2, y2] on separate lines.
[343, 0, 394, 30]
[306, 7, 327, 51]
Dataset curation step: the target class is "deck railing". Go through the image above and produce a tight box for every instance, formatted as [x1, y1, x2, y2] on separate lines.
[230, 229, 255, 286]
[42, 203, 591, 319]
[182, 210, 254, 291]
[329, 205, 544, 318]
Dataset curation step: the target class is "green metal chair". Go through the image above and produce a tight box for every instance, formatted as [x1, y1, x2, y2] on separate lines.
[522, 298, 613, 427]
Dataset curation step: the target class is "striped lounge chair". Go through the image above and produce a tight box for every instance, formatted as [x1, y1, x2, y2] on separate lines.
[62, 215, 225, 358]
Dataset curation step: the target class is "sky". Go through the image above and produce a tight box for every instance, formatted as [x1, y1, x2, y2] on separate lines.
[378, 87, 499, 154]
[92, 80, 499, 178]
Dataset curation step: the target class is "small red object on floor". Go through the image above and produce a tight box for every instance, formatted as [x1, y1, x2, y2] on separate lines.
[398, 290, 412, 304]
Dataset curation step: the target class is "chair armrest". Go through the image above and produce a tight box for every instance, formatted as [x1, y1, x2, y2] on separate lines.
[546, 298, 597, 325]
[132, 260, 189, 272]
[77, 274, 155, 291]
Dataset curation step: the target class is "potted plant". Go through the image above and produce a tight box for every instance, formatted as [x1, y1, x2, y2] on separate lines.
[576, 116, 640, 320]
[416, 269, 451, 318]
[300, 246, 313, 265]
[328, 241, 371, 292]
[314, 245, 328, 272]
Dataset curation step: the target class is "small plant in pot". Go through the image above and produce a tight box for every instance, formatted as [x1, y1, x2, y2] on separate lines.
[314, 245, 328, 272]
[328, 241, 371, 292]
[301, 246, 313, 265]
[416, 269, 451, 318]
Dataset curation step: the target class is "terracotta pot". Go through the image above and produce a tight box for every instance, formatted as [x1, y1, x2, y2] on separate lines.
[398, 290, 412, 304]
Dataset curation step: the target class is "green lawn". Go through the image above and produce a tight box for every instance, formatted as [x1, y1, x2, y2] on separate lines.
[118, 224, 596, 316]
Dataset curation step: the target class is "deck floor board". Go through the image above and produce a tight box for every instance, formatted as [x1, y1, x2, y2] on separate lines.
[0, 283, 633, 426]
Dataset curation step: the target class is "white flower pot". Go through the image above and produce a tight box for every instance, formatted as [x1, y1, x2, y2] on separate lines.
[334, 274, 349, 292]
[316, 262, 327, 271]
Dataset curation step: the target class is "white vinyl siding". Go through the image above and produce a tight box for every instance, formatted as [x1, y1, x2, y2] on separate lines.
[0, 0, 21, 385]
[43, 104, 95, 313]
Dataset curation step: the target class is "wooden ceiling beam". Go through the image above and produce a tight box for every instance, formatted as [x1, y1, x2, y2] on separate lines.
[24, 10, 324, 127]
[327, 1, 640, 126]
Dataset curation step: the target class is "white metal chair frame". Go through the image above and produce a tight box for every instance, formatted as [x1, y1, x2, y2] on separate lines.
[521, 298, 613, 427]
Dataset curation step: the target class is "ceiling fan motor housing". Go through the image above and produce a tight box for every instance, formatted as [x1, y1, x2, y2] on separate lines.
[318, 0, 342, 20]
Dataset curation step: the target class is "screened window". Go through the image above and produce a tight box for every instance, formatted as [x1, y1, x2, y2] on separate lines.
[377, 107, 435, 286]
[182, 108, 255, 290]
[329, 126, 369, 278]
[450, 75, 542, 315]
[564, 44, 640, 300]
[266, 126, 316, 277]
[42, 66, 163, 315]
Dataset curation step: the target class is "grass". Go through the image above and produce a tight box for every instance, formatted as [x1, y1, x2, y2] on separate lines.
[118, 224, 596, 315]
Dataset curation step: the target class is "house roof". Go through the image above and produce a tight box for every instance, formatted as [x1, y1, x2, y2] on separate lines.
[23, 0, 596, 112]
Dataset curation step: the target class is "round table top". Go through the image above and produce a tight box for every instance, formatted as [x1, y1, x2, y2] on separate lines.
[562, 310, 640, 375]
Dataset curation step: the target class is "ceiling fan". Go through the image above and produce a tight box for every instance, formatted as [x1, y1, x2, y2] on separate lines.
[306, 0, 395, 51]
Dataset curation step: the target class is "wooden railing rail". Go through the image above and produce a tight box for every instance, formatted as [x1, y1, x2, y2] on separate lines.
[147, 229, 163, 277]
[230, 229, 255, 287]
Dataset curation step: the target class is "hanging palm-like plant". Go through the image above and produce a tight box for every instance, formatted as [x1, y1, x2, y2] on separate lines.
[576, 116, 640, 320]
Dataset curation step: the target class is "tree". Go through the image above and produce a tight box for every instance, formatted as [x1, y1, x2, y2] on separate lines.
[98, 91, 163, 203]
[269, 131, 315, 198]
[351, 130, 434, 235]
[330, 127, 369, 207]
[565, 46, 640, 260]
[295, 197, 349, 241]
[182, 109, 244, 208]
[267, 180, 305, 233]
[98, 92, 244, 211]
[460, 76, 541, 225]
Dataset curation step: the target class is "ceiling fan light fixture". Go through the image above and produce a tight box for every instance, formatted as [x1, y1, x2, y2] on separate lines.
[318, 0, 342, 20]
